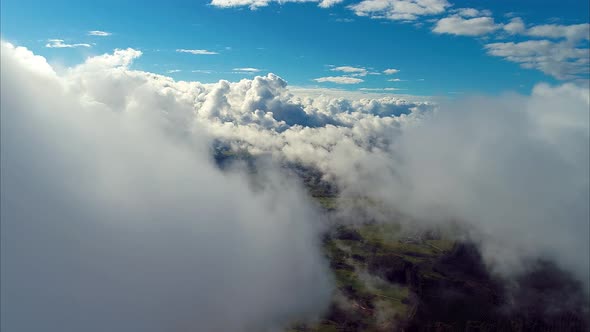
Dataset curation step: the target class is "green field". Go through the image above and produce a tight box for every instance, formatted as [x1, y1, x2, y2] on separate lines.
[290, 221, 455, 331]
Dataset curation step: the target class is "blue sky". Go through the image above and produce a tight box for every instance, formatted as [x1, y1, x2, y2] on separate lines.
[1, 0, 588, 96]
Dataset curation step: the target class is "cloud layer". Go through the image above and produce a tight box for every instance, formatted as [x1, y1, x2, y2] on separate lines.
[1, 42, 589, 332]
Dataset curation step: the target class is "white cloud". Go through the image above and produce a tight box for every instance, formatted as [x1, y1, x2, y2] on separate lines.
[453, 7, 492, 18]
[1, 42, 57, 78]
[428, 12, 589, 77]
[176, 48, 219, 55]
[318, 0, 344, 8]
[502, 18, 589, 41]
[210, 0, 269, 8]
[383, 68, 400, 74]
[388, 78, 405, 81]
[330, 66, 368, 76]
[45, 39, 91, 48]
[313, 76, 364, 84]
[233, 67, 261, 72]
[485, 40, 590, 79]
[88, 30, 112, 36]
[359, 87, 402, 91]
[166, 69, 182, 73]
[209, 0, 342, 9]
[192, 69, 214, 74]
[1, 41, 332, 332]
[526, 23, 590, 42]
[433, 15, 500, 36]
[84, 48, 143, 69]
[503, 17, 526, 35]
[349, 0, 451, 21]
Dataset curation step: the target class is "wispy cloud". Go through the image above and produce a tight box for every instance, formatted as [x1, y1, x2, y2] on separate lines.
[314, 76, 364, 84]
[359, 87, 402, 91]
[330, 66, 368, 76]
[388, 78, 405, 82]
[210, 0, 342, 10]
[45, 39, 91, 48]
[177, 49, 219, 55]
[233, 67, 261, 72]
[166, 69, 182, 73]
[192, 69, 214, 74]
[88, 30, 112, 36]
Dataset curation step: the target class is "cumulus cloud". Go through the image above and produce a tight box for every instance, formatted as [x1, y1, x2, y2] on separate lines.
[88, 30, 112, 36]
[502, 18, 589, 41]
[433, 15, 500, 36]
[176, 48, 219, 55]
[0, 42, 332, 332]
[331, 66, 368, 76]
[349, 0, 451, 21]
[314, 76, 364, 84]
[485, 40, 590, 79]
[503, 17, 526, 35]
[526, 23, 590, 42]
[453, 7, 492, 18]
[45, 39, 91, 48]
[209, 0, 343, 10]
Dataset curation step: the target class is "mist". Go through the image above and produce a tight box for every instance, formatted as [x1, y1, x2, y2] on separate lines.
[0, 42, 332, 331]
[348, 86, 590, 284]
